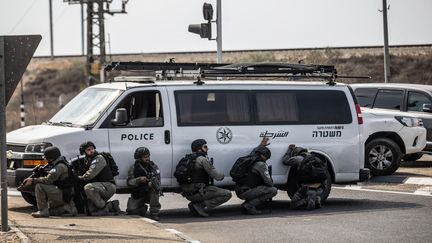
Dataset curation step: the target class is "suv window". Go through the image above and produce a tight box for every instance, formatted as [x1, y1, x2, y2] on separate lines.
[102, 91, 164, 128]
[175, 90, 251, 126]
[255, 90, 352, 124]
[373, 90, 403, 110]
[354, 88, 377, 107]
[407, 91, 432, 112]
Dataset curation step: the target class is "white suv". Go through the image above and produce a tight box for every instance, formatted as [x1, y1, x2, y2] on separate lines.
[360, 107, 426, 176]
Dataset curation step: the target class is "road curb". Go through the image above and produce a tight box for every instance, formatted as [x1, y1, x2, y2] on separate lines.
[140, 217, 201, 243]
[8, 220, 30, 243]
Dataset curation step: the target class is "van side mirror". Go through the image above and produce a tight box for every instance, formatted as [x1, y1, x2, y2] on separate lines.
[111, 108, 128, 126]
[422, 104, 432, 113]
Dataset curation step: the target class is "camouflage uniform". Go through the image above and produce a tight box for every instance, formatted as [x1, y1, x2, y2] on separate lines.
[181, 155, 232, 214]
[126, 161, 161, 217]
[282, 146, 324, 210]
[33, 156, 76, 217]
[81, 154, 118, 214]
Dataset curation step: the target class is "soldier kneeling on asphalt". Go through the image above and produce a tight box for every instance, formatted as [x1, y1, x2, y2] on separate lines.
[282, 144, 328, 210]
[77, 141, 121, 216]
[126, 147, 162, 221]
[23, 146, 77, 218]
[233, 138, 278, 215]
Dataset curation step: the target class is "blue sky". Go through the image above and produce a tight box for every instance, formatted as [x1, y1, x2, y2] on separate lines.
[1, 0, 431, 56]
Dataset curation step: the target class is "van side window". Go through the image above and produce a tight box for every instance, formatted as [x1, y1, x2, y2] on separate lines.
[175, 91, 251, 126]
[255, 90, 352, 124]
[354, 88, 377, 107]
[374, 90, 403, 110]
[407, 91, 432, 112]
[102, 91, 163, 128]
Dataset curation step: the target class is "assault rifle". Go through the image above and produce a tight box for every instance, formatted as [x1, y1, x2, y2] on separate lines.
[70, 156, 91, 215]
[136, 162, 162, 194]
[17, 164, 51, 192]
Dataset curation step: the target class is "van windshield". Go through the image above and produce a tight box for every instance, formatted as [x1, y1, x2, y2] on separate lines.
[49, 88, 122, 127]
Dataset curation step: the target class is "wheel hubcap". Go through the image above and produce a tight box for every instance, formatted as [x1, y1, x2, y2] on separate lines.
[369, 145, 393, 170]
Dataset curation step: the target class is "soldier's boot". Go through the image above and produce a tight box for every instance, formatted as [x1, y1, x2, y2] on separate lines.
[63, 202, 78, 217]
[188, 202, 199, 217]
[315, 196, 322, 209]
[191, 202, 209, 217]
[241, 202, 262, 215]
[31, 209, 49, 218]
[139, 205, 148, 217]
[306, 190, 317, 210]
[110, 200, 121, 214]
[149, 213, 160, 221]
[290, 190, 307, 209]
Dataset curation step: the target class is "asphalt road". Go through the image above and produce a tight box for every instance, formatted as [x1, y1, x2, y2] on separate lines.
[113, 187, 432, 243]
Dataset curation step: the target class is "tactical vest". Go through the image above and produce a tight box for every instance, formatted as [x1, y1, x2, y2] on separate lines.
[131, 161, 155, 199]
[190, 156, 210, 185]
[87, 155, 114, 184]
[237, 162, 265, 189]
[52, 157, 74, 203]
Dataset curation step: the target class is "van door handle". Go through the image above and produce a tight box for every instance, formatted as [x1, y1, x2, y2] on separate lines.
[164, 130, 170, 144]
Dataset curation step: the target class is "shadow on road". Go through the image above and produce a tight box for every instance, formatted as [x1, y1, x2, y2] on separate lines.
[158, 198, 422, 223]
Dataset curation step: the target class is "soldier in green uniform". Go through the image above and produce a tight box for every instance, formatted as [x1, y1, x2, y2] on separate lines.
[126, 147, 162, 221]
[77, 141, 121, 216]
[23, 146, 77, 218]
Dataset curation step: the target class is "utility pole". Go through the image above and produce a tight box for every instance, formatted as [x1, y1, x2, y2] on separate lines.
[49, 0, 54, 59]
[216, 0, 222, 63]
[381, 0, 391, 83]
[64, 0, 128, 85]
[81, 4, 85, 55]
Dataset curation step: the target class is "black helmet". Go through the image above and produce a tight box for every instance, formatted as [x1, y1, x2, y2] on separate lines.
[44, 146, 61, 162]
[79, 141, 96, 155]
[191, 139, 207, 152]
[134, 147, 150, 160]
[255, 146, 271, 160]
[291, 146, 308, 157]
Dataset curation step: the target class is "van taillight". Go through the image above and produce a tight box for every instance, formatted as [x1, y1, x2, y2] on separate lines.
[355, 104, 363, 124]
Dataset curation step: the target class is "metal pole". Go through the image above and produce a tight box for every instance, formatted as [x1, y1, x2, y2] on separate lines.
[49, 0, 54, 59]
[81, 3, 85, 56]
[20, 80, 25, 127]
[86, 1, 94, 85]
[98, 1, 106, 82]
[216, 0, 222, 63]
[0, 37, 9, 232]
[382, 0, 391, 83]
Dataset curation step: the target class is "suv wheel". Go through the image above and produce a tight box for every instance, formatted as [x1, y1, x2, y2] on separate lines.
[286, 167, 332, 204]
[365, 138, 401, 176]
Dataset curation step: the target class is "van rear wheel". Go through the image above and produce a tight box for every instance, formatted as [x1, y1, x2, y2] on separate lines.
[286, 167, 332, 204]
[21, 192, 37, 206]
[365, 138, 401, 176]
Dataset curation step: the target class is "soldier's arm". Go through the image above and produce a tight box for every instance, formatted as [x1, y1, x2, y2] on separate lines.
[81, 155, 107, 181]
[127, 165, 141, 187]
[33, 164, 66, 184]
[253, 162, 273, 186]
[199, 156, 224, 181]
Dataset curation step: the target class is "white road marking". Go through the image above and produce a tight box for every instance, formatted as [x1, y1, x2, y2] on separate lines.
[336, 186, 432, 197]
[404, 177, 432, 186]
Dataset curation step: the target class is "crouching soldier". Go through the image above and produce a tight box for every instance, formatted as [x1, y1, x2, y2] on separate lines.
[23, 146, 77, 218]
[233, 138, 277, 215]
[126, 147, 162, 221]
[282, 144, 328, 210]
[78, 141, 121, 216]
[180, 139, 232, 217]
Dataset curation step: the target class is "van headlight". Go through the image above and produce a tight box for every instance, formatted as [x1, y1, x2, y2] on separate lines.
[24, 142, 53, 153]
[395, 116, 423, 127]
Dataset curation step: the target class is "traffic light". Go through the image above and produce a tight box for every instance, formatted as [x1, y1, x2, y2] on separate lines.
[188, 3, 214, 40]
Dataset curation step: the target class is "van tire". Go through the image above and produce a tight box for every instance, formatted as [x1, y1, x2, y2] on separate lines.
[365, 138, 401, 176]
[21, 192, 37, 206]
[286, 167, 332, 204]
[403, 153, 423, 162]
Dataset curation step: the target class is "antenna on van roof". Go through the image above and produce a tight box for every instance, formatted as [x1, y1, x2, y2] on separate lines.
[104, 61, 370, 85]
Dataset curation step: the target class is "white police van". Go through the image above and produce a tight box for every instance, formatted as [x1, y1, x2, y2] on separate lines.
[5, 62, 423, 204]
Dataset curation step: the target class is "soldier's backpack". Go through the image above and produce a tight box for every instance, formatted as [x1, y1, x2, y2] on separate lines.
[298, 155, 327, 183]
[174, 154, 197, 185]
[230, 155, 257, 183]
[100, 152, 120, 177]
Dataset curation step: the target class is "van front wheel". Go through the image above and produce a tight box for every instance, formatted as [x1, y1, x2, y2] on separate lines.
[365, 138, 401, 176]
[286, 167, 332, 204]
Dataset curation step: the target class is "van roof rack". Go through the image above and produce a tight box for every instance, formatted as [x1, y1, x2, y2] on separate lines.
[104, 61, 370, 85]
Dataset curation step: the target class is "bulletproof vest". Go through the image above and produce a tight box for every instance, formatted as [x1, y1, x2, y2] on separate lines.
[190, 155, 210, 185]
[87, 155, 114, 184]
[131, 160, 155, 199]
[237, 160, 265, 188]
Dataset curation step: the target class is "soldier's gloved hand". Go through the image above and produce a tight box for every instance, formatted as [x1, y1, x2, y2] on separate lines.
[140, 176, 149, 183]
[23, 178, 33, 186]
[260, 137, 270, 146]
